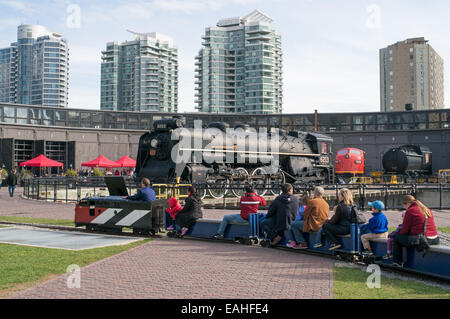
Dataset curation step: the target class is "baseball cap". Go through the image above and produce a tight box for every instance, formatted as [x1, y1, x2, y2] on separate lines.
[368, 200, 385, 211]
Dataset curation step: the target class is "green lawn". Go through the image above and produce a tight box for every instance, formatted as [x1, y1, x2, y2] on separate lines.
[334, 266, 450, 299]
[0, 216, 75, 226]
[0, 239, 150, 297]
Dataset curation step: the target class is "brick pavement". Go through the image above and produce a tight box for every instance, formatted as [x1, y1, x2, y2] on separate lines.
[9, 237, 334, 299]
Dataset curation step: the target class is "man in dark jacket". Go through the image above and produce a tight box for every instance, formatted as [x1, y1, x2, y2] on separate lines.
[260, 183, 299, 246]
[126, 178, 156, 202]
[7, 168, 18, 197]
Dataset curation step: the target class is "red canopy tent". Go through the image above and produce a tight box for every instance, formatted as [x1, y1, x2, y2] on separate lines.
[115, 156, 136, 168]
[20, 154, 63, 167]
[81, 155, 121, 168]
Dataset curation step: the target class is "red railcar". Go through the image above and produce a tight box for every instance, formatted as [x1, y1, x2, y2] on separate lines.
[334, 148, 365, 176]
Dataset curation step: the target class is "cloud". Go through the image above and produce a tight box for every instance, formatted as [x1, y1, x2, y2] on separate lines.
[69, 46, 103, 65]
[150, 0, 265, 13]
[0, 17, 21, 29]
[0, 0, 38, 15]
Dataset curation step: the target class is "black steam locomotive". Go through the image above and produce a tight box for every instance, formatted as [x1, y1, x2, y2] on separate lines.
[382, 145, 432, 175]
[135, 118, 333, 198]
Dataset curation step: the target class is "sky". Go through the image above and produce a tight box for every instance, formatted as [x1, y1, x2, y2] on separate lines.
[0, 0, 449, 114]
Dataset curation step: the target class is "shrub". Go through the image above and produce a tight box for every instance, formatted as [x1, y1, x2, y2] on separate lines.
[20, 169, 34, 180]
[65, 169, 77, 177]
[92, 168, 104, 177]
[0, 169, 8, 179]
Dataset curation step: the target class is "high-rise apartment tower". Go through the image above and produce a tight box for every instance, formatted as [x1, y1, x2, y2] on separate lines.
[0, 25, 69, 107]
[101, 31, 178, 112]
[380, 37, 444, 112]
[195, 10, 282, 114]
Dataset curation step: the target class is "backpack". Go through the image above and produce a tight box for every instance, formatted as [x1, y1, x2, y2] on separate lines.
[351, 205, 367, 224]
[415, 217, 431, 253]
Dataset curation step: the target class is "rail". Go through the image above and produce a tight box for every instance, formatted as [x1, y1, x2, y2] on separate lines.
[22, 177, 450, 210]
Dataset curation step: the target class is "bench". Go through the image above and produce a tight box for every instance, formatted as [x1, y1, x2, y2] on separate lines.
[165, 213, 256, 240]
[302, 230, 356, 255]
[369, 237, 450, 278]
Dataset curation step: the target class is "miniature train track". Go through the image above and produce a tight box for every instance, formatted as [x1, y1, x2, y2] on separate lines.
[2, 221, 449, 284]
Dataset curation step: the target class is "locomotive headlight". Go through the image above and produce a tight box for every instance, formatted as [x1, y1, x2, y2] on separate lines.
[150, 139, 159, 148]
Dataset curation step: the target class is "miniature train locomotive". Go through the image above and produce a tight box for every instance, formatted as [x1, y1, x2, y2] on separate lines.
[75, 178, 169, 235]
[75, 197, 168, 235]
[135, 118, 334, 197]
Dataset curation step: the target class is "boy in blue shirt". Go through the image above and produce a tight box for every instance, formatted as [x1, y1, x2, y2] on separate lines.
[360, 200, 389, 256]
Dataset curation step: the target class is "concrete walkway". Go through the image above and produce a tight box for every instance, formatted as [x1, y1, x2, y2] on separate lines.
[9, 237, 334, 299]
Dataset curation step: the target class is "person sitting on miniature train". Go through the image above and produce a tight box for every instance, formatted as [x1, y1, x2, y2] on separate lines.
[124, 178, 156, 202]
[166, 197, 183, 231]
[175, 186, 203, 237]
[285, 195, 310, 249]
[383, 211, 406, 260]
[391, 195, 439, 268]
[260, 183, 299, 247]
[321, 188, 354, 251]
[287, 187, 330, 249]
[212, 185, 266, 240]
[359, 200, 389, 256]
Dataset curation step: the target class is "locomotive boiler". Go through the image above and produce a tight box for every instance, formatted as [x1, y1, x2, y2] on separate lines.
[382, 145, 432, 175]
[135, 118, 333, 197]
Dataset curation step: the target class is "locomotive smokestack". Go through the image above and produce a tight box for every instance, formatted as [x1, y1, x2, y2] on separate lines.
[314, 109, 318, 132]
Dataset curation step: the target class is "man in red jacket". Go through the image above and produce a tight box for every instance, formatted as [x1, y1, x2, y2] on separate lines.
[212, 185, 266, 239]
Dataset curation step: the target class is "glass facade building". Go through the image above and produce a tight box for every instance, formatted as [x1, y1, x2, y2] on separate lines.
[101, 31, 178, 112]
[0, 47, 17, 103]
[195, 10, 282, 114]
[0, 25, 69, 108]
[1, 102, 449, 133]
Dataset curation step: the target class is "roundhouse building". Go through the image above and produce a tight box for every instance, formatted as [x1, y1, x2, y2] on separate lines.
[0, 102, 449, 174]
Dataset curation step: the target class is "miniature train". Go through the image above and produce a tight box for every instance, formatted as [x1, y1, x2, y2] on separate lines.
[166, 214, 450, 281]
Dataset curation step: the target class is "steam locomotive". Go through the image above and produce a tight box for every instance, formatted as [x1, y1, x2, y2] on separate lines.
[135, 118, 334, 198]
[382, 145, 432, 175]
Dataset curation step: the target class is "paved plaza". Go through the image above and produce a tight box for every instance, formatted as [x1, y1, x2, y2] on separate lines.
[10, 238, 334, 299]
[1, 187, 449, 299]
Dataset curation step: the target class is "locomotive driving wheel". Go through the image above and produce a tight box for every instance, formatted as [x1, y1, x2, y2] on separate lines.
[231, 167, 250, 198]
[251, 167, 269, 197]
[207, 175, 229, 199]
[269, 171, 285, 196]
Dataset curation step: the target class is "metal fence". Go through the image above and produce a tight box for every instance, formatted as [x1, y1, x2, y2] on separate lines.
[22, 177, 450, 210]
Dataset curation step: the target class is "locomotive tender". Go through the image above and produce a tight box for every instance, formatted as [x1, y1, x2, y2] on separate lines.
[382, 145, 432, 175]
[135, 118, 334, 197]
